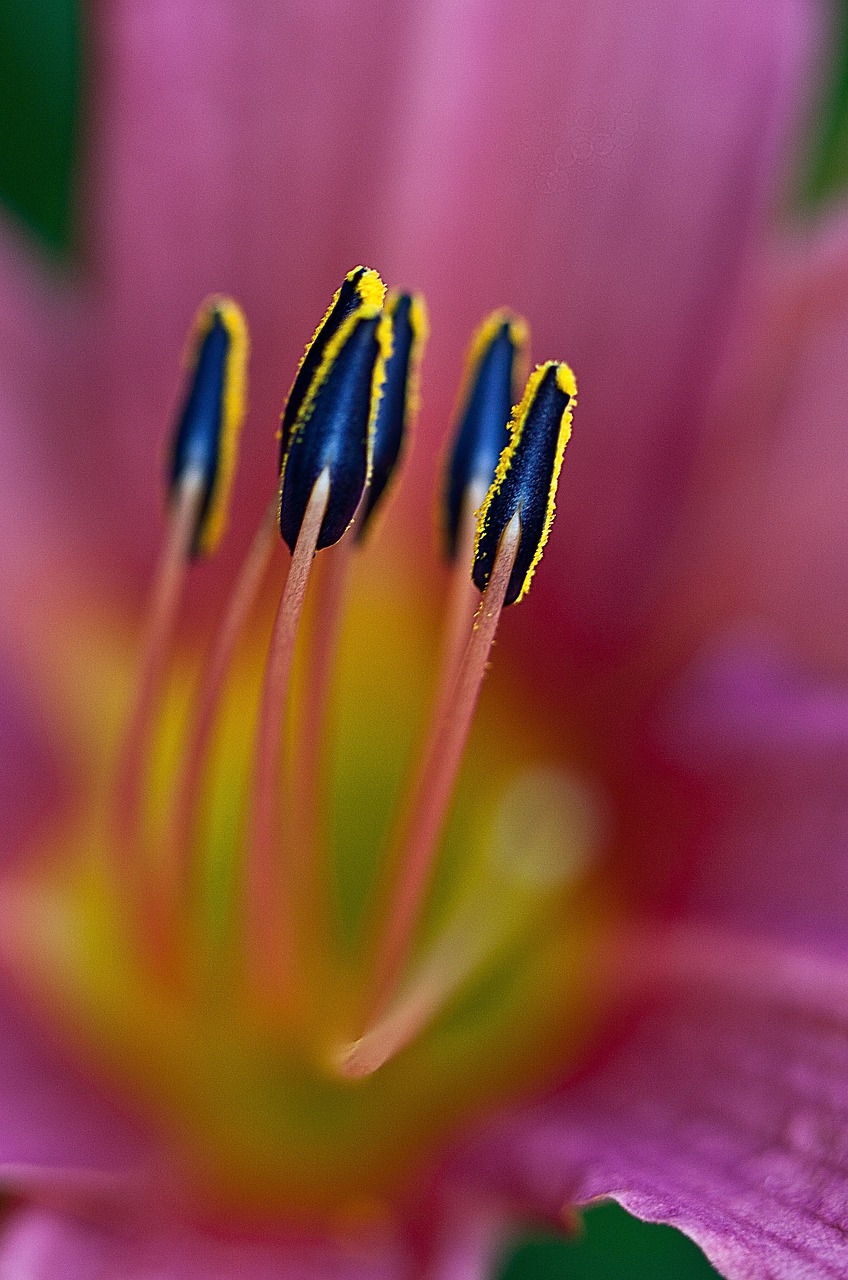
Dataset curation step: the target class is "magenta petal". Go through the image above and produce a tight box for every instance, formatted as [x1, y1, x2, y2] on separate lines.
[0, 215, 77, 590]
[79, 0, 426, 567]
[42, 0, 819, 614]
[413, 1204, 505, 1280]
[0, 658, 66, 863]
[0, 977, 156, 1197]
[458, 987, 848, 1279]
[377, 0, 820, 650]
[0, 1207, 405, 1280]
[659, 636, 848, 944]
[678, 199, 848, 671]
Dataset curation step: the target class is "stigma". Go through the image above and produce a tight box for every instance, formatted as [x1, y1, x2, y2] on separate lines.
[0, 270, 612, 1222]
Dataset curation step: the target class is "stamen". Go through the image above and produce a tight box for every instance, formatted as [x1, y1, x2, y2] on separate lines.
[366, 360, 577, 1029]
[368, 511, 521, 1018]
[291, 291, 427, 945]
[431, 311, 528, 765]
[115, 473, 204, 862]
[246, 468, 331, 1001]
[246, 283, 391, 1002]
[474, 362, 576, 605]
[169, 298, 249, 557]
[352, 313, 526, 1006]
[161, 497, 279, 939]
[115, 298, 248, 890]
[287, 535, 354, 959]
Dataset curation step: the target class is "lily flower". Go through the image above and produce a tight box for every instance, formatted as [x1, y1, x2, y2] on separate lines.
[1, 1, 847, 1278]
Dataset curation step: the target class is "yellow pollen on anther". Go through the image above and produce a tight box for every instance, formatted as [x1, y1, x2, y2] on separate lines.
[457, 308, 530, 414]
[474, 361, 576, 603]
[277, 268, 386, 453]
[189, 297, 249, 556]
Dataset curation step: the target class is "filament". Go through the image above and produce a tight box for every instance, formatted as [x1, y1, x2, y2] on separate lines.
[245, 468, 331, 1004]
[114, 472, 204, 897]
[160, 497, 279, 945]
[431, 480, 488, 731]
[369, 511, 522, 1018]
[288, 535, 354, 965]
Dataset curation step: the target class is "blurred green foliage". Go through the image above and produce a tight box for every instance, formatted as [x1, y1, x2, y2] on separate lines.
[0, 0, 78, 256]
[500, 1204, 721, 1279]
[804, 4, 848, 203]
[0, 1, 847, 1278]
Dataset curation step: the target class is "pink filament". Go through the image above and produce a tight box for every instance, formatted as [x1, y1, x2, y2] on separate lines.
[369, 511, 521, 1021]
[114, 473, 204, 892]
[244, 469, 331, 1003]
[161, 498, 278, 939]
[287, 535, 354, 962]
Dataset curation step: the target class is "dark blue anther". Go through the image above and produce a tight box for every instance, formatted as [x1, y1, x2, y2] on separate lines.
[357, 293, 418, 539]
[279, 313, 385, 553]
[443, 316, 525, 560]
[279, 267, 383, 468]
[473, 364, 574, 606]
[169, 309, 230, 549]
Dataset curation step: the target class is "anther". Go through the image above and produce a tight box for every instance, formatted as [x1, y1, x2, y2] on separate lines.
[279, 267, 385, 467]
[432, 311, 529, 756]
[442, 309, 528, 560]
[279, 307, 392, 552]
[473, 362, 576, 605]
[115, 299, 249, 912]
[169, 297, 249, 556]
[357, 291, 428, 539]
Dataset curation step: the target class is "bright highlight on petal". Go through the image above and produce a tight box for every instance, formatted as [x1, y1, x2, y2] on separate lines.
[169, 297, 249, 556]
[473, 362, 576, 605]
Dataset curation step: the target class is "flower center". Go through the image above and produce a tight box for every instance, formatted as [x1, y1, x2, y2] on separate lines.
[0, 275, 617, 1226]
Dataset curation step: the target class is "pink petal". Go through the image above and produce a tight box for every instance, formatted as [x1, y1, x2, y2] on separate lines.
[0, 658, 66, 863]
[671, 199, 848, 672]
[0, 1207, 406, 1280]
[8, 0, 819, 635]
[457, 982, 848, 1279]
[0, 977, 157, 1198]
[77, 0, 427, 570]
[658, 636, 848, 944]
[0, 214, 79, 593]
[374, 0, 820, 651]
[411, 1203, 505, 1280]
